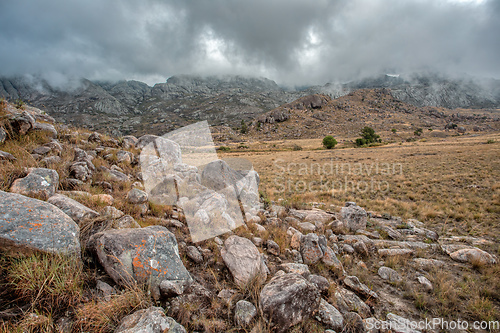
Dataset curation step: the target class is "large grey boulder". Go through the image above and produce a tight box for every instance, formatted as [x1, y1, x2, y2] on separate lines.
[221, 235, 267, 288]
[87, 226, 191, 299]
[126, 188, 148, 204]
[10, 168, 59, 200]
[0, 191, 80, 256]
[260, 272, 321, 333]
[115, 306, 186, 333]
[32, 122, 57, 138]
[10, 111, 35, 135]
[340, 205, 368, 232]
[449, 248, 497, 266]
[48, 194, 99, 224]
[69, 148, 95, 182]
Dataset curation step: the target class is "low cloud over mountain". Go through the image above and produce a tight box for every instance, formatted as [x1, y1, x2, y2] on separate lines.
[0, 0, 498, 86]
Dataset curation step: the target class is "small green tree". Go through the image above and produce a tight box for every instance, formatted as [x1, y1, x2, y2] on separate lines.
[391, 128, 397, 133]
[240, 120, 248, 134]
[414, 128, 423, 136]
[356, 126, 380, 146]
[322, 135, 337, 149]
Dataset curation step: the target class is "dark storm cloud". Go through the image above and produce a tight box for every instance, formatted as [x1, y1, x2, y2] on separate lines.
[0, 0, 498, 86]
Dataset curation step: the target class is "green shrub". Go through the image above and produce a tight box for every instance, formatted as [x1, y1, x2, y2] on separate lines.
[322, 135, 337, 149]
[391, 128, 397, 133]
[356, 126, 380, 146]
[414, 128, 423, 136]
[240, 120, 248, 134]
[356, 138, 367, 146]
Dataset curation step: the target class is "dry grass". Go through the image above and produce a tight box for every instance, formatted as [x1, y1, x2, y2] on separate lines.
[74, 285, 151, 333]
[227, 132, 500, 240]
[6, 253, 84, 314]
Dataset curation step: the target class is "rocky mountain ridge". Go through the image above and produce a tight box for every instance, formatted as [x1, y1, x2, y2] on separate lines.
[1, 73, 499, 137]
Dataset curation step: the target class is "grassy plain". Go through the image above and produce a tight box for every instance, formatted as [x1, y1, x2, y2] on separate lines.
[221, 132, 500, 242]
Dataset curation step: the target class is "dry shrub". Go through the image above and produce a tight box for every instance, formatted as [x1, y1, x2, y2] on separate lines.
[74, 285, 151, 333]
[7, 254, 84, 314]
[16, 312, 54, 333]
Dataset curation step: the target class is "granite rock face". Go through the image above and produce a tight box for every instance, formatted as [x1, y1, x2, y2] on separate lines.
[0, 191, 80, 256]
[10, 168, 59, 200]
[260, 273, 321, 333]
[87, 226, 191, 299]
[221, 235, 268, 288]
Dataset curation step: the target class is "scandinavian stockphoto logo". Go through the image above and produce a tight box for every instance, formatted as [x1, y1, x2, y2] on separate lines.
[140, 121, 260, 243]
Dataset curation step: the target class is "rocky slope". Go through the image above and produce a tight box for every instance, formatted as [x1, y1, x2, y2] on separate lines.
[0, 75, 302, 136]
[0, 100, 499, 332]
[308, 73, 500, 110]
[214, 89, 500, 143]
[1, 73, 499, 137]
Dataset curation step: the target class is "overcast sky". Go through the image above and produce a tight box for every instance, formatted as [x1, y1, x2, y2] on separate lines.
[0, 0, 498, 86]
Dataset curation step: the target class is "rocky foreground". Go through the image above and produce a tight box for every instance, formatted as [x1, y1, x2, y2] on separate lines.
[0, 101, 498, 332]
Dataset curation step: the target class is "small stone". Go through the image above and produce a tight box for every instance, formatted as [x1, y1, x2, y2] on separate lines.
[340, 205, 368, 232]
[298, 222, 316, 232]
[344, 312, 366, 333]
[112, 215, 141, 229]
[279, 263, 310, 276]
[10, 168, 59, 200]
[91, 194, 114, 205]
[343, 276, 378, 299]
[353, 240, 369, 257]
[102, 206, 124, 219]
[342, 244, 355, 254]
[186, 246, 204, 263]
[160, 280, 187, 298]
[378, 266, 402, 282]
[291, 249, 303, 263]
[126, 188, 148, 204]
[218, 289, 237, 306]
[308, 274, 330, 294]
[96, 280, 115, 301]
[0, 150, 16, 161]
[252, 237, 263, 247]
[115, 306, 186, 333]
[300, 233, 324, 265]
[234, 300, 257, 327]
[266, 240, 280, 256]
[417, 276, 433, 292]
[315, 298, 344, 332]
